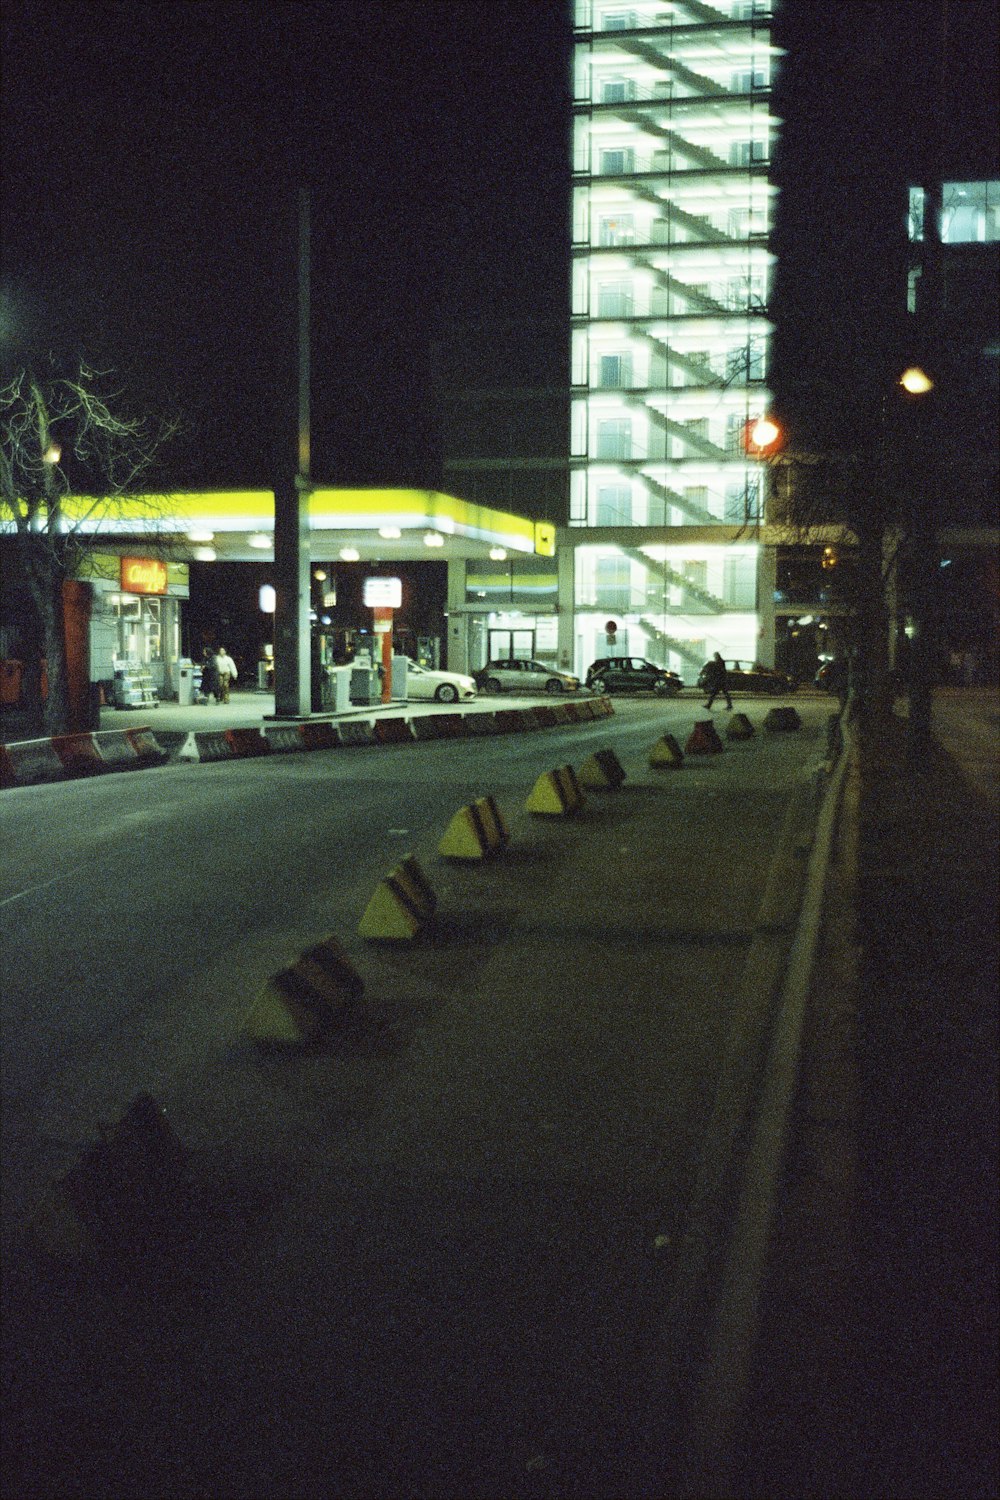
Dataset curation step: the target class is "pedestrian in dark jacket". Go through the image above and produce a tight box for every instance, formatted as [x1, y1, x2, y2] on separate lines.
[200, 649, 220, 704]
[703, 652, 732, 710]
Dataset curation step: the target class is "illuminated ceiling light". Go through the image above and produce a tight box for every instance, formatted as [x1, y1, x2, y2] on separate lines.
[187, 529, 214, 543]
[313, 568, 327, 580]
[378, 525, 402, 539]
[489, 547, 508, 561]
[193, 546, 216, 562]
[43, 443, 61, 465]
[423, 531, 444, 548]
[339, 546, 360, 562]
[259, 584, 276, 613]
[247, 532, 272, 550]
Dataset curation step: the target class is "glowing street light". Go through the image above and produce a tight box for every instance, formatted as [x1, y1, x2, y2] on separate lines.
[899, 366, 934, 395]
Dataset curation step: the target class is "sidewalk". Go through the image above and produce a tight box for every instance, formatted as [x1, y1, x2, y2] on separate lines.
[741, 688, 999, 1499]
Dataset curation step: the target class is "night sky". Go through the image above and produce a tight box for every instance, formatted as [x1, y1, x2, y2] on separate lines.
[1, 0, 997, 493]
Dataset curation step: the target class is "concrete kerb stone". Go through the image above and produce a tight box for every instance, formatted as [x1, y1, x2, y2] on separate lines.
[177, 731, 236, 763]
[336, 719, 375, 746]
[664, 727, 854, 1498]
[262, 725, 308, 755]
[1, 697, 600, 787]
[464, 711, 500, 736]
[1, 737, 69, 785]
[372, 716, 417, 745]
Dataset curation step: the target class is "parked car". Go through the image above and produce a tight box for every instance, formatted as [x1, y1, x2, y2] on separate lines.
[696, 658, 797, 695]
[814, 659, 847, 695]
[403, 660, 477, 703]
[585, 657, 683, 696]
[473, 659, 580, 694]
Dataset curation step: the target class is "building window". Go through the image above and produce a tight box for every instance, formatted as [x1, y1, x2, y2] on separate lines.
[600, 147, 635, 175]
[596, 484, 633, 523]
[729, 139, 769, 167]
[597, 281, 634, 317]
[725, 478, 762, 522]
[596, 418, 632, 459]
[595, 556, 632, 609]
[728, 206, 769, 239]
[599, 213, 635, 246]
[599, 352, 633, 387]
[730, 67, 769, 93]
[723, 555, 756, 608]
[601, 77, 637, 102]
[602, 10, 637, 30]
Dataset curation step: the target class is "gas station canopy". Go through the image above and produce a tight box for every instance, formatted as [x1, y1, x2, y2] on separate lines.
[47, 488, 556, 564]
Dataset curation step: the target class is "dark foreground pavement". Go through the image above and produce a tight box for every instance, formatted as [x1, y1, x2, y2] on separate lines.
[740, 690, 999, 1499]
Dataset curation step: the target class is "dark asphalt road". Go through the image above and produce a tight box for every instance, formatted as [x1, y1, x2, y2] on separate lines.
[2, 696, 832, 1498]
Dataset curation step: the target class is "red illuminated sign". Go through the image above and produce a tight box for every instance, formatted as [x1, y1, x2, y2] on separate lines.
[120, 557, 168, 595]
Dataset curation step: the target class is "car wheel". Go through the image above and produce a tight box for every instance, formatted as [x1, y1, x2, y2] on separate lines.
[485, 677, 502, 694]
[664, 682, 681, 697]
[545, 678, 563, 694]
[435, 683, 458, 703]
[591, 677, 608, 694]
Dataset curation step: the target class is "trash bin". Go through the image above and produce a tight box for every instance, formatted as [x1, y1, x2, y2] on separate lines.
[177, 660, 196, 706]
[349, 666, 380, 705]
[390, 654, 409, 700]
[322, 666, 351, 713]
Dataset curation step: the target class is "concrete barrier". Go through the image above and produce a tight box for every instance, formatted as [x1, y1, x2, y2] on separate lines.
[336, 719, 375, 746]
[372, 717, 416, 745]
[28, 1093, 188, 1269]
[359, 855, 436, 940]
[578, 748, 626, 790]
[649, 733, 685, 769]
[1, 737, 70, 785]
[224, 727, 271, 757]
[410, 713, 466, 740]
[438, 795, 510, 859]
[52, 733, 106, 776]
[525, 765, 585, 816]
[494, 709, 528, 734]
[298, 721, 341, 751]
[245, 937, 365, 1048]
[530, 705, 558, 729]
[726, 712, 755, 740]
[177, 730, 235, 762]
[763, 706, 802, 733]
[93, 730, 142, 770]
[685, 719, 725, 755]
[464, 712, 500, 736]
[262, 725, 308, 754]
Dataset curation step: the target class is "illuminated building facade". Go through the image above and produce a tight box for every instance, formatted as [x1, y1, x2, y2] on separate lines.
[562, 0, 781, 679]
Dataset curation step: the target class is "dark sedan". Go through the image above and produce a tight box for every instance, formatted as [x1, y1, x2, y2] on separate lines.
[585, 657, 683, 696]
[696, 659, 797, 695]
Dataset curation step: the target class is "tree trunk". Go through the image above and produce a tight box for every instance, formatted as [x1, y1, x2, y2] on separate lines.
[21, 541, 71, 737]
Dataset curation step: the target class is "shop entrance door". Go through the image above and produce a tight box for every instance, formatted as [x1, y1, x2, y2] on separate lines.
[488, 628, 534, 661]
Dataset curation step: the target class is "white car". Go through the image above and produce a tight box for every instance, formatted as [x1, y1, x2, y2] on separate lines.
[403, 660, 477, 704]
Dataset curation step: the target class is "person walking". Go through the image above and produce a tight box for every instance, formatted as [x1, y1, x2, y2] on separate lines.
[703, 651, 732, 711]
[199, 648, 220, 704]
[216, 646, 238, 704]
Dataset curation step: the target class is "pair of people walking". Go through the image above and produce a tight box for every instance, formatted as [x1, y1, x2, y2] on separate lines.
[199, 646, 238, 704]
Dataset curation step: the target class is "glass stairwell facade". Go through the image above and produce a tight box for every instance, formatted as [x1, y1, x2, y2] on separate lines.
[569, 0, 781, 681]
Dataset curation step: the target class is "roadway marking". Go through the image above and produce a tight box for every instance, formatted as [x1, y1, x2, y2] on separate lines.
[0, 869, 84, 908]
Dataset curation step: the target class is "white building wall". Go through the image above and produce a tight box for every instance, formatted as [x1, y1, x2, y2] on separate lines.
[567, 0, 781, 682]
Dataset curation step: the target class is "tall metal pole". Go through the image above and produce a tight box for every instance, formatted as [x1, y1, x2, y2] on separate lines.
[273, 189, 312, 718]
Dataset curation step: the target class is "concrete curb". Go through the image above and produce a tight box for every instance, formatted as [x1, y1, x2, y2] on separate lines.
[663, 713, 852, 1496]
[1, 702, 607, 790]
